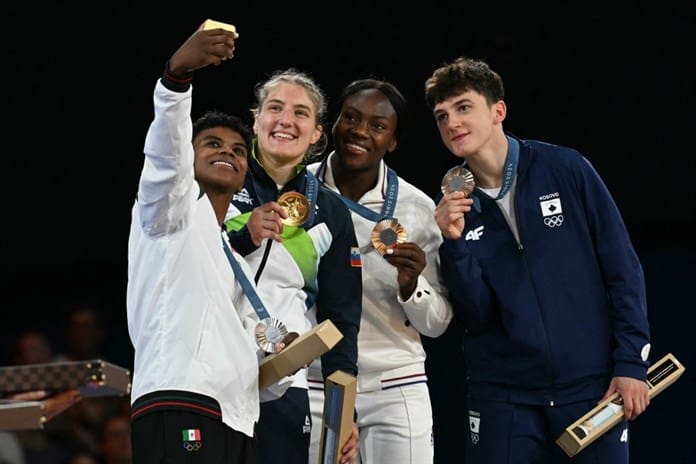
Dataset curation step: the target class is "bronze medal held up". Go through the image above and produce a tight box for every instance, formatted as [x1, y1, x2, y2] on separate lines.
[278, 191, 310, 226]
[371, 219, 407, 255]
[441, 166, 476, 196]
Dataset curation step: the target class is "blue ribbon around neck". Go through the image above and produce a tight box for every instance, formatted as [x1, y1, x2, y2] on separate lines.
[317, 157, 399, 223]
[221, 234, 271, 320]
[466, 135, 519, 213]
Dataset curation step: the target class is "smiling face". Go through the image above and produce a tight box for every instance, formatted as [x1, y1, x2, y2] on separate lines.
[193, 126, 249, 194]
[332, 88, 398, 173]
[432, 89, 506, 160]
[253, 82, 322, 167]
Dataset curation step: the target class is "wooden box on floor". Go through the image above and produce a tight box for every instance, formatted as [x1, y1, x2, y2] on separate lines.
[556, 352, 685, 457]
[259, 319, 343, 390]
[317, 370, 357, 464]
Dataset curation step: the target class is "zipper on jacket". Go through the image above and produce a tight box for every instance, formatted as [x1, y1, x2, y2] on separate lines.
[254, 239, 273, 284]
[510, 198, 557, 397]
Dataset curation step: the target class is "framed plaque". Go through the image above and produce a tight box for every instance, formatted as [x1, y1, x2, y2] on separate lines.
[201, 19, 236, 33]
[259, 319, 343, 390]
[556, 352, 685, 457]
[317, 370, 357, 464]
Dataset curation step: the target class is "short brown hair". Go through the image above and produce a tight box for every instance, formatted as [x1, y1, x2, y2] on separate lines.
[425, 57, 505, 109]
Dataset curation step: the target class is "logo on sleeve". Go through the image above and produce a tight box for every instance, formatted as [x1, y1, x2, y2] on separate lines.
[641, 343, 651, 361]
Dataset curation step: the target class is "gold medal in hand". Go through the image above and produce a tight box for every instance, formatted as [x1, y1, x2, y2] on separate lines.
[278, 191, 310, 226]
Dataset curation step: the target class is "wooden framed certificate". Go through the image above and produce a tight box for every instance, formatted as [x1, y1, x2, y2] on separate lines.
[259, 319, 343, 390]
[317, 370, 357, 464]
[556, 352, 685, 457]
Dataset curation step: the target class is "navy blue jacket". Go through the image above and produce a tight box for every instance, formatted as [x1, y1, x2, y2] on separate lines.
[438, 135, 650, 405]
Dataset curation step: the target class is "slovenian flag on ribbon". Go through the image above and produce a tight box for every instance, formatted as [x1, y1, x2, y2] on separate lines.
[182, 429, 201, 441]
[350, 247, 362, 267]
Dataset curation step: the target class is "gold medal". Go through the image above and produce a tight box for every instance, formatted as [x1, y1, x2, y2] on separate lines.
[441, 166, 476, 196]
[278, 191, 310, 226]
[370, 219, 407, 255]
[255, 317, 289, 353]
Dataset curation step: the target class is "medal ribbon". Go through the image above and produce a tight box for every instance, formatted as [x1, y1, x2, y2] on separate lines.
[496, 136, 519, 200]
[221, 233, 271, 320]
[465, 135, 519, 213]
[302, 171, 319, 227]
[317, 157, 399, 222]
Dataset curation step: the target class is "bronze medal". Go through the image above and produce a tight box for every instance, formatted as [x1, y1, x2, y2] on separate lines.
[370, 219, 407, 255]
[255, 317, 289, 353]
[441, 166, 476, 196]
[278, 191, 310, 226]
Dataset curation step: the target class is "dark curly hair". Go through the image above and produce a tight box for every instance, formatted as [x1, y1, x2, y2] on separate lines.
[192, 110, 253, 149]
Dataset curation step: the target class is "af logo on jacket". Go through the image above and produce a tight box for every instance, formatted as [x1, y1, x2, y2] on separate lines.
[465, 225, 485, 241]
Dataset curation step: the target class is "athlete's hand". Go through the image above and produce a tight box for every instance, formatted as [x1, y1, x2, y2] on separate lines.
[275, 332, 299, 353]
[10, 390, 48, 401]
[273, 331, 306, 376]
[339, 422, 360, 463]
[44, 389, 82, 420]
[435, 191, 473, 239]
[246, 201, 288, 246]
[601, 376, 650, 421]
[383, 242, 426, 300]
[168, 22, 238, 76]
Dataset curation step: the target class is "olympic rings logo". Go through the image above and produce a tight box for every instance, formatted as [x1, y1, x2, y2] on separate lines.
[183, 441, 202, 451]
[543, 215, 564, 228]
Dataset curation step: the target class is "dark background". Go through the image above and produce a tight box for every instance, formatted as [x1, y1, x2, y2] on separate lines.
[4, 2, 694, 462]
